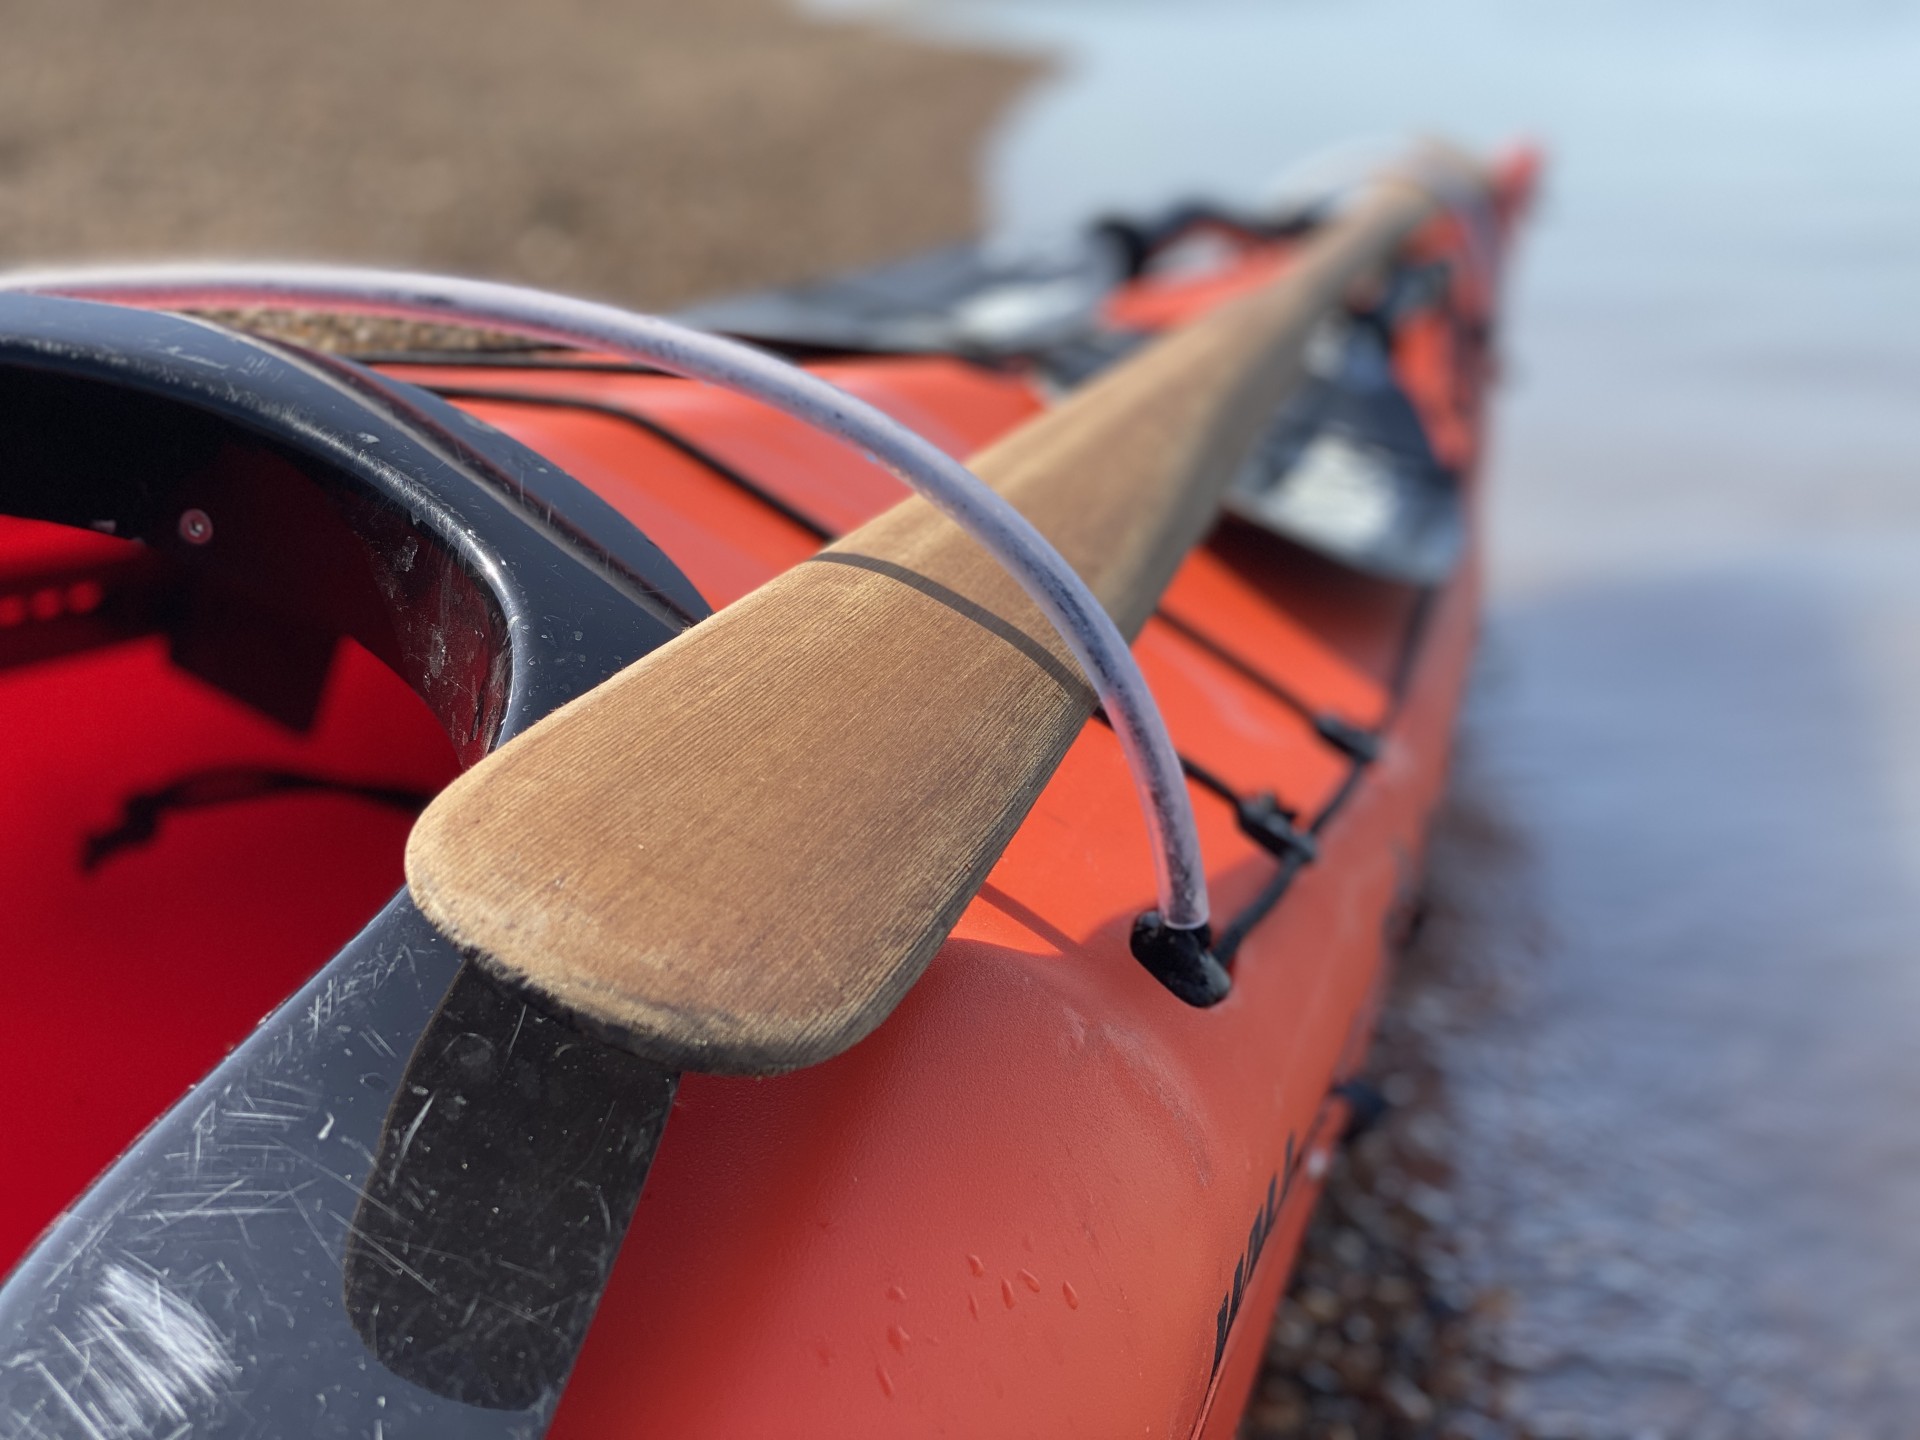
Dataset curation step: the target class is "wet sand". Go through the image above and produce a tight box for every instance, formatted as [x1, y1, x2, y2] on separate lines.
[0, 0, 1033, 307]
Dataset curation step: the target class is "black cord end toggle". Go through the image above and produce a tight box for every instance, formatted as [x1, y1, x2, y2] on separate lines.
[1312, 713, 1382, 764]
[1130, 912, 1231, 1006]
[1234, 793, 1320, 863]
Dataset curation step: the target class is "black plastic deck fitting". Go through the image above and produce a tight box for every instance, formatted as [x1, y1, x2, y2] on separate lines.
[1234, 792, 1320, 863]
[1332, 1078, 1391, 1143]
[1130, 912, 1231, 1006]
[1312, 713, 1382, 764]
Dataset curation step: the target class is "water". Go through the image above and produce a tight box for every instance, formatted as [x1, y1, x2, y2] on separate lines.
[819, 2, 1920, 1431]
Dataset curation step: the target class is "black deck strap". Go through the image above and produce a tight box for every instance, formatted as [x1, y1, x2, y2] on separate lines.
[1153, 606, 1382, 765]
[1312, 713, 1382, 763]
[1211, 581, 1441, 958]
[1209, 737, 1366, 964]
[1180, 753, 1319, 864]
[1090, 707, 1319, 868]
[1307, 767, 1366, 839]
[1175, 750, 1244, 805]
[419, 385, 838, 543]
[1235, 791, 1320, 862]
[1211, 851, 1312, 967]
[82, 766, 433, 872]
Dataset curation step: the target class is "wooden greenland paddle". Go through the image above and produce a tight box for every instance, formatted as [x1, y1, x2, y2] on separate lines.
[405, 171, 1455, 1074]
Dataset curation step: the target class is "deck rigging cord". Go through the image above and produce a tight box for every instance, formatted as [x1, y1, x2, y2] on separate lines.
[405, 376, 1390, 762]
[0, 263, 1213, 935]
[420, 383, 837, 542]
[2, 149, 1488, 970]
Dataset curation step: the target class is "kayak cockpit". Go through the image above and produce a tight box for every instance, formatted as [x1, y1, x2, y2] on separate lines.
[0, 297, 697, 1277]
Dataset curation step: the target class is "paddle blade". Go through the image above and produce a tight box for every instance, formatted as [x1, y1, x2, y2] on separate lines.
[405, 174, 1452, 1074]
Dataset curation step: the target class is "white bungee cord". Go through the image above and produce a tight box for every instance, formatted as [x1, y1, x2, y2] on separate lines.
[0, 263, 1213, 935]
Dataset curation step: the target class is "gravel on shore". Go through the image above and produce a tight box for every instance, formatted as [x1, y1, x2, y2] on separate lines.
[0, 0, 1035, 309]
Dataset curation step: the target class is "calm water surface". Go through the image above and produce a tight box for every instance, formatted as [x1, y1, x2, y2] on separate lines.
[829, 2, 1920, 1431]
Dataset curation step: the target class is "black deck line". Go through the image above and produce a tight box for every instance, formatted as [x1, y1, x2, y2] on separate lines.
[362, 340, 878, 372]
[423, 373, 1442, 971]
[419, 384, 838, 543]
[1213, 584, 1440, 959]
[1178, 751, 1253, 808]
[1213, 852, 1311, 965]
[1090, 705, 1309, 832]
[1154, 605, 1336, 729]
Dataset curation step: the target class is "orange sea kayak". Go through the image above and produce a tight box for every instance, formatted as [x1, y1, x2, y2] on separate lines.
[0, 145, 1534, 1437]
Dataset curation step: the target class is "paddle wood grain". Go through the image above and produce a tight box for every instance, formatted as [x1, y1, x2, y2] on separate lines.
[406, 176, 1448, 1074]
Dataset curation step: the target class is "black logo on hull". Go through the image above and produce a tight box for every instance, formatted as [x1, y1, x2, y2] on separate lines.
[1210, 1134, 1298, 1376]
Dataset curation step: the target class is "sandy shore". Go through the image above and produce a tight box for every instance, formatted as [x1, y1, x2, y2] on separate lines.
[0, 0, 1034, 307]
